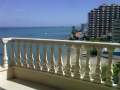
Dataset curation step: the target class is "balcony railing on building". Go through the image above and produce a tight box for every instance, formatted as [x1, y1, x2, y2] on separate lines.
[0, 37, 120, 90]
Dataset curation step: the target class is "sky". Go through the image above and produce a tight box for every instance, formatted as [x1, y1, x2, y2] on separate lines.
[0, 0, 120, 27]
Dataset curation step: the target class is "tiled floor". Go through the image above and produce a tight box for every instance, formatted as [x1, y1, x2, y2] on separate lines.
[0, 67, 60, 90]
[0, 79, 59, 90]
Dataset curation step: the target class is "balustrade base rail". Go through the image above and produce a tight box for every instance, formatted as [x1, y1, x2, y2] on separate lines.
[6, 66, 118, 90]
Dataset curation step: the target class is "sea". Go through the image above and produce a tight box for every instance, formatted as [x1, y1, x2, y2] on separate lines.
[0, 27, 71, 39]
[0, 27, 72, 64]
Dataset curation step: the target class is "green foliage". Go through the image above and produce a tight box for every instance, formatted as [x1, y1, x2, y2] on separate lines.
[101, 65, 107, 81]
[113, 63, 120, 76]
[101, 62, 120, 84]
[90, 48, 97, 56]
[113, 62, 120, 84]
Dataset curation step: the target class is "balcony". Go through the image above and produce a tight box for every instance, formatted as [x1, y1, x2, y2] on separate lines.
[0, 37, 120, 90]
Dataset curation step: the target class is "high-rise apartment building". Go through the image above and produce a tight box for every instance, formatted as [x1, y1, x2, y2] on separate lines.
[88, 4, 120, 38]
[80, 24, 88, 32]
[112, 19, 120, 42]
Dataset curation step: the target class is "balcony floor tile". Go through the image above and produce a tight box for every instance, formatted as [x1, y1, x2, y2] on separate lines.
[0, 78, 59, 90]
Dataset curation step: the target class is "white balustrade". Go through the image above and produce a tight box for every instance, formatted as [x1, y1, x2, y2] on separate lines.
[74, 45, 81, 79]
[23, 44, 28, 68]
[57, 47, 63, 75]
[42, 46, 48, 72]
[65, 46, 71, 77]
[35, 45, 41, 70]
[17, 42, 22, 67]
[10, 43, 16, 66]
[93, 47, 102, 83]
[49, 46, 55, 73]
[1, 37, 120, 89]
[1, 38, 11, 67]
[105, 47, 113, 86]
[29, 44, 35, 69]
[83, 46, 90, 81]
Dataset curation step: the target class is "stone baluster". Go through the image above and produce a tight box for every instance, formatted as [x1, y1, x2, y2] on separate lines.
[117, 72, 120, 88]
[42, 46, 48, 72]
[105, 47, 113, 86]
[49, 46, 55, 73]
[17, 42, 22, 67]
[35, 45, 41, 70]
[9, 43, 16, 66]
[83, 46, 90, 81]
[57, 47, 63, 75]
[74, 45, 81, 79]
[23, 44, 28, 68]
[29, 44, 35, 69]
[65, 45, 71, 77]
[93, 47, 101, 83]
[1, 38, 11, 67]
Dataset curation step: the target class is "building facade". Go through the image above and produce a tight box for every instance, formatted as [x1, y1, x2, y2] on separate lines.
[88, 4, 120, 38]
[80, 23, 88, 32]
[112, 19, 120, 42]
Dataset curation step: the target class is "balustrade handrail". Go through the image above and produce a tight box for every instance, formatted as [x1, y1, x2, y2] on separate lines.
[3, 37, 120, 47]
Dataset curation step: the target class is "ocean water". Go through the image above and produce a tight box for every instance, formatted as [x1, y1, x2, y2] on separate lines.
[0, 27, 72, 64]
[0, 27, 71, 39]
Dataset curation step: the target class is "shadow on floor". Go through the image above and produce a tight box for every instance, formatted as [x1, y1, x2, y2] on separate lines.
[8, 79, 62, 90]
[0, 87, 6, 90]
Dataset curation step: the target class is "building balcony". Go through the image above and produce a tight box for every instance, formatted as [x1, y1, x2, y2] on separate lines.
[0, 37, 120, 90]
